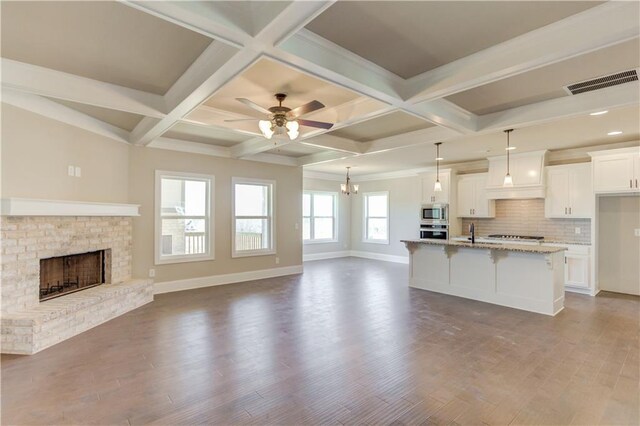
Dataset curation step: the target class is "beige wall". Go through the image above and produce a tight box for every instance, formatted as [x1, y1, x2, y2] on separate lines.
[303, 177, 351, 255]
[350, 176, 421, 257]
[1, 105, 130, 203]
[598, 195, 640, 295]
[129, 146, 302, 283]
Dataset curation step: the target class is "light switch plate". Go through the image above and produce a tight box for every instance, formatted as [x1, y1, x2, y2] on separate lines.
[634, 229, 640, 237]
[68, 165, 75, 177]
[148, 269, 155, 278]
[275, 257, 280, 264]
[74, 166, 81, 177]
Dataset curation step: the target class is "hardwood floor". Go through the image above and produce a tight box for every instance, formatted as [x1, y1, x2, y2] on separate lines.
[2, 257, 639, 425]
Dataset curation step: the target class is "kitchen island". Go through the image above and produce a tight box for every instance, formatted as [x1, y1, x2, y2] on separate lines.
[402, 239, 566, 316]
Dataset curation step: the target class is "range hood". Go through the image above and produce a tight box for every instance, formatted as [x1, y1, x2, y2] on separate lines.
[485, 150, 547, 199]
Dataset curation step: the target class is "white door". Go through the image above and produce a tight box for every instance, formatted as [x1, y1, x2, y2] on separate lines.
[593, 155, 635, 193]
[568, 164, 592, 218]
[546, 168, 570, 218]
[457, 178, 475, 217]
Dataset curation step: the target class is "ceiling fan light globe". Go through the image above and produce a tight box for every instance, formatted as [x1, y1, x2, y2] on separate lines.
[258, 120, 274, 139]
[286, 120, 299, 132]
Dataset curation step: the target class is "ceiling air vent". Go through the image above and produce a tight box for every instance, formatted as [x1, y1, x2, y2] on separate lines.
[565, 69, 638, 95]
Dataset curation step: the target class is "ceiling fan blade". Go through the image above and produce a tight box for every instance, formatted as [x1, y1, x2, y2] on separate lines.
[236, 98, 272, 115]
[297, 119, 334, 130]
[224, 118, 260, 122]
[288, 100, 325, 118]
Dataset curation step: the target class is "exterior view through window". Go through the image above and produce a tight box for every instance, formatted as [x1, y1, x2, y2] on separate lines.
[156, 171, 213, 264]
[303, 192, 337, 242]
[233, 179, 274, 256]
[364, 192, 389, 243]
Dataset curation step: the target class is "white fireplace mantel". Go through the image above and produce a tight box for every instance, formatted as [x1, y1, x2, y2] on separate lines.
[0, 198, 140, 217]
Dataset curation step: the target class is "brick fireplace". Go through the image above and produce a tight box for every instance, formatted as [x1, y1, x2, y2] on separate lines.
[1, 200, 153, 355]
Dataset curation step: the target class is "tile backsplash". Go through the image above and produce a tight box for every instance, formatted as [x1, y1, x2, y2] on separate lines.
[461, 199, 591, 244]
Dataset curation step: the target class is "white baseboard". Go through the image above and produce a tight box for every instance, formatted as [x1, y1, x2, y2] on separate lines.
[303, 251, 350, 262]
[349, 250, 409, 264]
[303, 250, 409, 264]
[154, 265, 303, 295]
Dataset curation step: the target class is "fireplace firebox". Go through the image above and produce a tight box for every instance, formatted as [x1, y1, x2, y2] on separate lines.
[39, 250, 110, 301]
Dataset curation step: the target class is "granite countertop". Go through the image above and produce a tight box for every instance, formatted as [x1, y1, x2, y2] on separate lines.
[401, 239, 567, 254]
[455, 236, 591, 246]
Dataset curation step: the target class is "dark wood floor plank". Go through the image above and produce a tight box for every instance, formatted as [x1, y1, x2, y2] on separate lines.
[2, 258, 639, 425]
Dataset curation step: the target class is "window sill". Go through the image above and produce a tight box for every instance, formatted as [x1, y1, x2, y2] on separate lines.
[155, 254, 215, 265]
[232, 249, 276, 258]
[362, 239, 390, 245]
[304, 239, 339, 245]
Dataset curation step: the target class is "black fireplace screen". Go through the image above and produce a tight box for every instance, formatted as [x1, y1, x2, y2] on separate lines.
[39, 250, 106, 301]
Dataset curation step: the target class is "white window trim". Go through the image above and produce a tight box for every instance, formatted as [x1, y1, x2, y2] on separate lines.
[154, 170, 215, 265]
[232, 177, 276, 258]
[303, 191, 339, 244]
[363, 191, 390, 245]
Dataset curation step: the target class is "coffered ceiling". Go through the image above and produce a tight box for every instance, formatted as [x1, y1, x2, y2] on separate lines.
[1, 1, 638, 168]
[305, 1, 603, 78]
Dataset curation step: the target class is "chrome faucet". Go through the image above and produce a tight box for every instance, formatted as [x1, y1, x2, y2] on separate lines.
[469, 223, 475, 244]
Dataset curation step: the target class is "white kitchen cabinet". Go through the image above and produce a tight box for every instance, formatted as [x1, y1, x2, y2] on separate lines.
[545, 163, 592, 218]
[457, 173, 495, 217]
[590, 147, 640, 193]
[545, 243, 592, 293]
[421, 170, 451, 204]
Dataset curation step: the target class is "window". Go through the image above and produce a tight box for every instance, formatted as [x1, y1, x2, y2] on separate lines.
[232, 178, 275, 257]
[303, 191, 338, 243]
[363, 192, 389, 244]
[155, 171, 214, 264]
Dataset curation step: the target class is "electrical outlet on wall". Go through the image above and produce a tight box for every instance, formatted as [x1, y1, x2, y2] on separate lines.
[295, 223, 299, 230]
[275, 257, 280, 265]
[148, 269, 155, 278]
[634, 229, 640, 237]
[575, 227, 581, 234]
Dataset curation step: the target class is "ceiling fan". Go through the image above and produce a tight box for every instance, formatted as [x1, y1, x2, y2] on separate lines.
[224, 93, 334, 140]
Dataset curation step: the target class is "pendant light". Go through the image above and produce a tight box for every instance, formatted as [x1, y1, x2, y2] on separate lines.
[503, 129, 514, 187]
[341, 167, 358, 195]
[434, 142, 443, 192]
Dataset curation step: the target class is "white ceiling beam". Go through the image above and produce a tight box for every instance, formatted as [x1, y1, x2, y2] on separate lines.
[408, 99, 478, 134]
[477, 82, 640, 132]
[299, 134, 364, 155]
[270, 30, 477, 134]
[360, 126, 461, 156]
[128, 1, 336, 146]
[230, 136, 280, 158]
[119, 0, 252, 48]
[297, 150, 357, 167]
[2, 89, 129, 143]
[1, 59, 166, 118]
[147, 137, 231, 158]
[129, 41, 256, 145]
[403, 1, 640, 103]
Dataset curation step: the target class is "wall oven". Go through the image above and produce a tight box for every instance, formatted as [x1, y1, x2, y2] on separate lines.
[421, 204, 449, 222]
[420, 224, 449, 240]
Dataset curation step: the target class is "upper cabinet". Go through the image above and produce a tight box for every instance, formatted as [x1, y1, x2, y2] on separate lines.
[457, 173, 495, 218]
[590, 147, 640, 194]
[421, 170, 452, 204]
[545, 163, 592, 219]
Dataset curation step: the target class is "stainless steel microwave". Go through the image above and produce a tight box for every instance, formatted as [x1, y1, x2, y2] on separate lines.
[421, 204, 449, 222]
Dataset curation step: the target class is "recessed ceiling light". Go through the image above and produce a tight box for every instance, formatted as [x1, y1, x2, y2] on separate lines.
[505, 146, 517, 151]
[608, 131, 623, 136]
[590, 110, 608, 116]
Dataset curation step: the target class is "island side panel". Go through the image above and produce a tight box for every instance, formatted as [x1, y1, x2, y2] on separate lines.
[409, 244, 450, 291]
[449, 247, 497, 300]
[494, 250, 565, 315]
